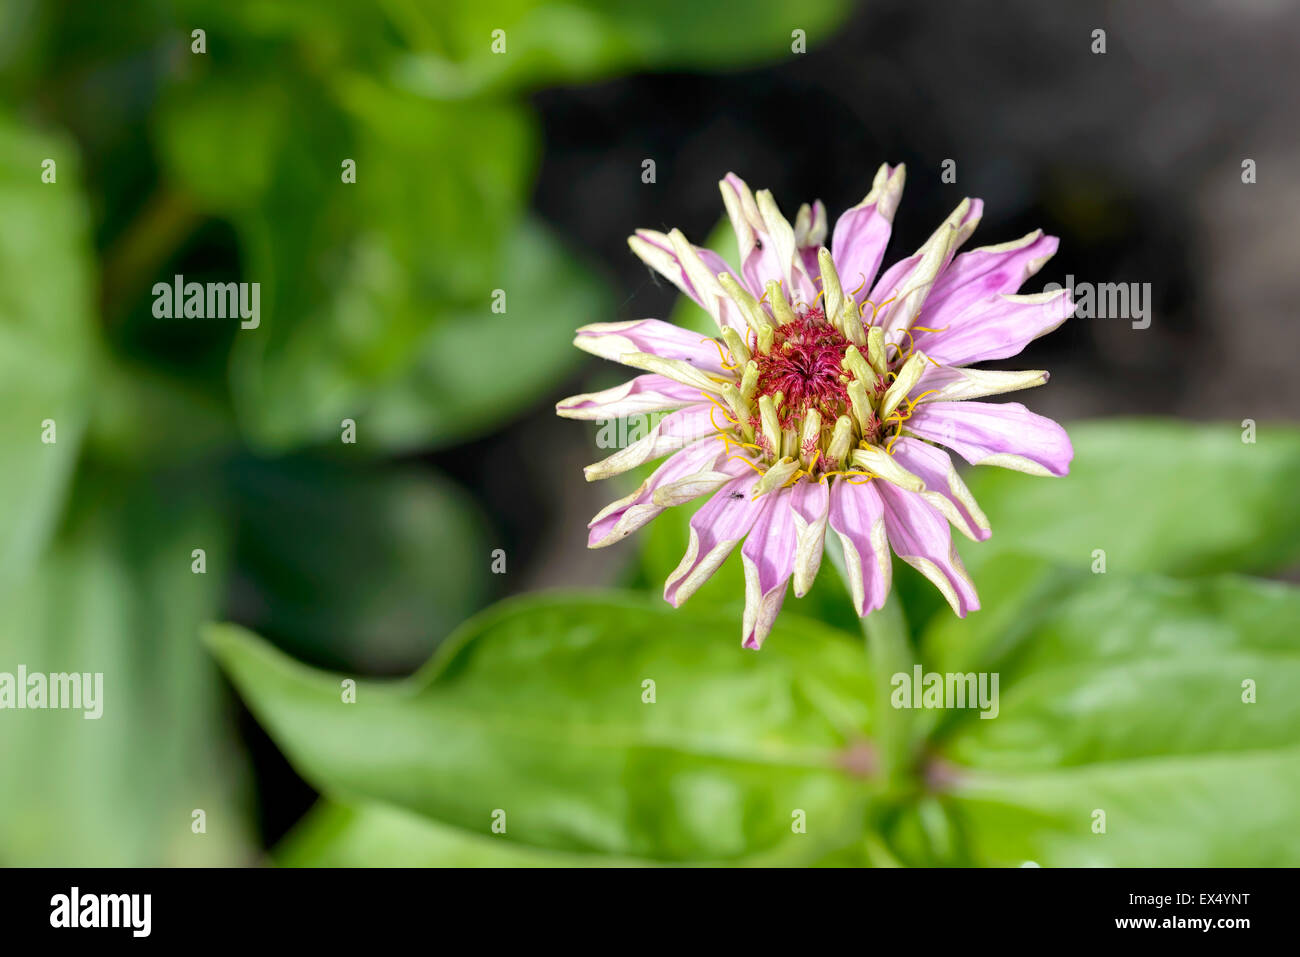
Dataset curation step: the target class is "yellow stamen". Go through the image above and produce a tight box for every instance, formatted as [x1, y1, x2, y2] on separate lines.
[726, 454, 766, 476]
[701, 392, 740, 426]
[709, 407, 738, 432]
[859, 296, 896, 326]
[701, 336, 738, 371]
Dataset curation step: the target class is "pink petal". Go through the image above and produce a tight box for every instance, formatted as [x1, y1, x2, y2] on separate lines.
[664, 472, 763, 607]
[574, 319, 730, 375]
[630, 229, 747, 333]
[797, 245, 822, 293]
[720, 172, 762, 266]
[556, 374, 705, 420]
[828, 479, 892, 617]
[719, 174, 818, 304]
[869, 199, 984, 337]
[905, 401, 1073, 477]
[788, 478, 829, 597]
[697, 247, 741, 295]
[890, 437, 991, 541]
[743, 242, 819, 308]
[740, 490, 799, 649]
[587, 438, 732, 548]
[583, 404, 717, 481]
[877, 483, 979, 617]
[911, 364, 1048, 404]
[796, 199, 828, 249]
[918, 231, 1059, 330]
[909, 288, 1075, 367]
[831, 163, 905, 305]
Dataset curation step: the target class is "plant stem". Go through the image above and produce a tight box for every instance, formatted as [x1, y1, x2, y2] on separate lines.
[863, 588, 915, 788]
[99, 186, 202, 326]
[827, 538, 915, 789]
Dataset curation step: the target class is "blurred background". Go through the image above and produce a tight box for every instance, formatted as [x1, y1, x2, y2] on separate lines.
[0, 0, 1297, 865]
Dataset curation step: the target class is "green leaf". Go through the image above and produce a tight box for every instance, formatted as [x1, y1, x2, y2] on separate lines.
[0, 473, 254, 865]
[229, 457, 491, 672]
[919, 563, 1300, 866]
[0, 114, 96, 590]
[402, 0, 852, 95]
[210, 593, 878, 863]
[86, 358, 237, 467]
[172, 0, 853, 97]
[962, 419, 1300, 579]
[156, 70, 545, 452]
[357, 218, 612, 450]
[277, 799, 646, 867]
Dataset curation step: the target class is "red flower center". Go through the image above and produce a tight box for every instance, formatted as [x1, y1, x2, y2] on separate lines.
[752, 306, 850, 426]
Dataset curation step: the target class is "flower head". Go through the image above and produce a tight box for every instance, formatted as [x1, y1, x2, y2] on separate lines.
[558, 165, 1074, 648]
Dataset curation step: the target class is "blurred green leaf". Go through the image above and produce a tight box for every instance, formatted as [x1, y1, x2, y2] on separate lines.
[229, 457, 490, 672]
[157, 65, 612, 452]
[0, 114, 96, 590]
[918, 563, 1300, 866]
[0, 472, 253, 865]
[151, 0, 851, 453]
[210, 593, 878, 863]
[962, 419, 1300, 579]
[86, 358, 237, 466]
[357, 217, 612, 450]
[280, 797, 902, 867]
[277, 799, 645, 867]
[169, 0, 852, 97]
[398, 0, 852, 96]
[156, 69, 538, 451]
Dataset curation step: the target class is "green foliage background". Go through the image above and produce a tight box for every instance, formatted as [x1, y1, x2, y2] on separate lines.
[1, 0, 1297, 867]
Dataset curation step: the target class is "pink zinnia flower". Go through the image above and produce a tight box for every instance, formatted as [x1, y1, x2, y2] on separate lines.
[557, 165, 1074, 648]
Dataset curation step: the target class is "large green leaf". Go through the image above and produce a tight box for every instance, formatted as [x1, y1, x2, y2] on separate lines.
[277, 799, 644, 867]
[0, 473, 254, 865]
[209, 593, 878, 863]
[917, 561, 1300, 866]
[962, 419, 1300, 579]
[0, 115, 96, 590]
